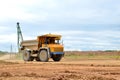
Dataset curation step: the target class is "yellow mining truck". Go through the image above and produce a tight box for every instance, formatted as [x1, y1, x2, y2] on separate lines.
[21, 34, 64, 62]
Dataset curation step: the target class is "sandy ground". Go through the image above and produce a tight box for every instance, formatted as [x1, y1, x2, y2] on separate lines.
[0, 54, 11, 60]
[0, 54, 15, 60]
[0, 55, 120, 80]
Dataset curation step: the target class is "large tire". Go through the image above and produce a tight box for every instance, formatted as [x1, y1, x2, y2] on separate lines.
[23, 51, 34, 61]
[52, 54, 62, 62]
[38, 50, 49, 62]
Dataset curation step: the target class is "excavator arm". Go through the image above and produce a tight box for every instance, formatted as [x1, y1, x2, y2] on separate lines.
[17, 22, 23, 52]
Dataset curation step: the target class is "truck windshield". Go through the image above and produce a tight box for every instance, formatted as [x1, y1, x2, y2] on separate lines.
[45, 38, 60, 44]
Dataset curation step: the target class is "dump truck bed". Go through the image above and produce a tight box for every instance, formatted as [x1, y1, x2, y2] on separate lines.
[21, 40, 38, 50]
[21, 34, 62, 51]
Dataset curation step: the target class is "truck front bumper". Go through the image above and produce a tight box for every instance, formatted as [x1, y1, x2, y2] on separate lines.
[51, 52, 64, 56]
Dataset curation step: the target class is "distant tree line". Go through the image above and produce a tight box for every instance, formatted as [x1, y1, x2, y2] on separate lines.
[104, 50, 119, 52]
[0, 51, 7, 54]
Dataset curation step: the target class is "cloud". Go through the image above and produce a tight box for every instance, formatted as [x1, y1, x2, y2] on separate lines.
[20, 30, 120, 51]
[41, 0, 120, 24]
[0, 0, 120, 51]
[0, 0, 48, 23]
[0, 28, 120, 51]
[0, 26, 9, 33]
[0, 33, 17, 43]
[1, 0, 120, 24]
[62, 30, 120, 50]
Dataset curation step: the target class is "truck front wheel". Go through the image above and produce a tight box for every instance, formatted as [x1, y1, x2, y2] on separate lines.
[52, 54, 62, 61]
[38, 50, 49, 62]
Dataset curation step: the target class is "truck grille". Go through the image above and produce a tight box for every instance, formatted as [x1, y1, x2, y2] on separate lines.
[54, 47, 63, 52]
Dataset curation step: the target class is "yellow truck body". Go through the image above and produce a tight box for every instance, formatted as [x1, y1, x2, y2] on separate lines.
[21, 34, 64, 62]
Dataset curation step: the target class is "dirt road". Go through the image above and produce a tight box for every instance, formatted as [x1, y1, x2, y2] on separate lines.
[0, 59, 120, 80]
[0, 54, 15, 60]
[0, 54, 11, 60]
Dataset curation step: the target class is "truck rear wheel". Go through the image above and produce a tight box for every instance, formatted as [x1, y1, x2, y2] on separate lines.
[23, 51, 34, 61]
[38, 50, 49, 62]
[52, 54, 62, 61]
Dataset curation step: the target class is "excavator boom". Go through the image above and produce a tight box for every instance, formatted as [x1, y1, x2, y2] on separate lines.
[17, 22, 23, 52]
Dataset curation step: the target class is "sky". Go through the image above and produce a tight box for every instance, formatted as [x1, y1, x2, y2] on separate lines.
[0, 0, 120, 51]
